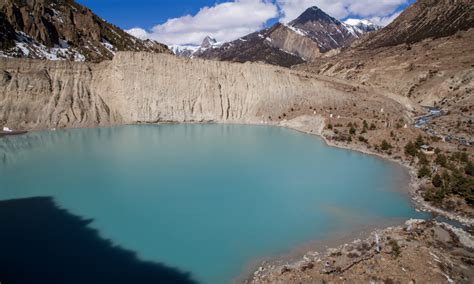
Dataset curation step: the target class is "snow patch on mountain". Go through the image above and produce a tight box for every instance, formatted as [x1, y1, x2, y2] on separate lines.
[0, 32, 85, 61]
[283, 23, 308, 36]
[171, 36, 222, 58]
[344, 19, 381, 37]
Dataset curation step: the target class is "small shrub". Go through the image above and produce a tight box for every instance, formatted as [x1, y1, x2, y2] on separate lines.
[349, 127, 356, 135]
[380, 140, 393, 151]
[418, 152, 429, 166]
[415, 135, 424, 148]
[432, 174, 443, 187]
[418, 165, 431, 178]
[424, 187, 446, 204]
[435, 154, 447, 167]
[465, 161, 474, 176]
[358, 136, 368, 143]
[389, 240, 401, 258]
[404, 141, 418, 157]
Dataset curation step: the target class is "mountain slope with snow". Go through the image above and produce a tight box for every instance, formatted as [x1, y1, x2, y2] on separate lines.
[0, 0, 170, 61]
[198, 6, 379, 67]
[170, 36, 222, 58]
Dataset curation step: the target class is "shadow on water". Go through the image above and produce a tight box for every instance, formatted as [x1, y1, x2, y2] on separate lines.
[0, 197, 198, 284]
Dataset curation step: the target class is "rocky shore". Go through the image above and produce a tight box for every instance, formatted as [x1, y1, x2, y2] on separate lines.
[251, 219, 474, 283]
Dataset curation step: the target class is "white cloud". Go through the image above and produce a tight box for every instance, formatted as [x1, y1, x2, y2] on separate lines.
[277, 0, 347, 22]
[134, 0, 278, 46]
[368, 11, 402, 26]
[126, 28, 150, 40]
[277, 0, 409, 23]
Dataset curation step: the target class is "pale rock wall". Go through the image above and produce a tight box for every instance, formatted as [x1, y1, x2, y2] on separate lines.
[1, 52, 361, 130]
[96, 52, 354, 124]
[0, 59, 115, 130]
[269, 26, 322, 60]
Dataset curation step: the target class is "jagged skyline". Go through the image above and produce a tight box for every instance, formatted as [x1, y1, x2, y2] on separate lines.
[78, 0, 415, 45]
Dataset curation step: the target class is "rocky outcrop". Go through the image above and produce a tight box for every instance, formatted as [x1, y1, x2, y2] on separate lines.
[0, 52, 406, 130]
[0, 0, 170, 61]
[266, 24, 322, 60]
[198, 25, 305, 68]
[360, 0, 474, 48]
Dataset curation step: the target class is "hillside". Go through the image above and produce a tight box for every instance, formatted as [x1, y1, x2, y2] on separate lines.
[295, 0, 474, 146]
[0, 0, 170, 61]
[361, 0, 474, 48]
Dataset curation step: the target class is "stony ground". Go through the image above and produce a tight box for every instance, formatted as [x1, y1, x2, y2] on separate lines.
[251, 220, 474, 283]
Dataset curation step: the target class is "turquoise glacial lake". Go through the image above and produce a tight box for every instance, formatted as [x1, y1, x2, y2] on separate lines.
[0, 125, 423, 283]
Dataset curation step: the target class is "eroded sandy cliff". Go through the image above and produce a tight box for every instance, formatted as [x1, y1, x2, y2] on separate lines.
[0, 52, 408, 131]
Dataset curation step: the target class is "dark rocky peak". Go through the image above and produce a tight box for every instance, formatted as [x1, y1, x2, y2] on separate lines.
[0, 10, 16, 49]
[200, 35, 217, 49]
[289, 6, 340, 26]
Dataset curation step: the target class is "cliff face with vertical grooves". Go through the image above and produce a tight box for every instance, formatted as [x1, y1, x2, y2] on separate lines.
[0, 58, 116, 129]
[0, 52, 406, 131]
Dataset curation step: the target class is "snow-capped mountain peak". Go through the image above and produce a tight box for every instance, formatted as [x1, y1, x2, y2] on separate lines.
[344, 19, 381, 35]
[201, 36, 218, 49]
[171, 35, 222, 57]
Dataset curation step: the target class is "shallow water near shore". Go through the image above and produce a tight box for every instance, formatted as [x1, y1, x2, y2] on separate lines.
[0, 124, 424, 283]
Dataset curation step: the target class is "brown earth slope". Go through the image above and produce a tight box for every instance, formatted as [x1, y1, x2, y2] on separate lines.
[295, 0, 474, 143]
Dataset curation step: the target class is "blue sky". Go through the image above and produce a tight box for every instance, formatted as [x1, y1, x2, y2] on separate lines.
[78, 0, 219, 30]
[77, 0, 416, 45]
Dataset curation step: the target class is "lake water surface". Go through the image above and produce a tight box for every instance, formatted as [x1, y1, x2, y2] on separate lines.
[0, 125, 424, 283]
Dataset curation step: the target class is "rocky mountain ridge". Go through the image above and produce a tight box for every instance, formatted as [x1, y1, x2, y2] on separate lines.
[198, 7, 379, 67]
[0, 0, 170, 61]
[359, 0, 474, 49]
[170, 36, 222, 58]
